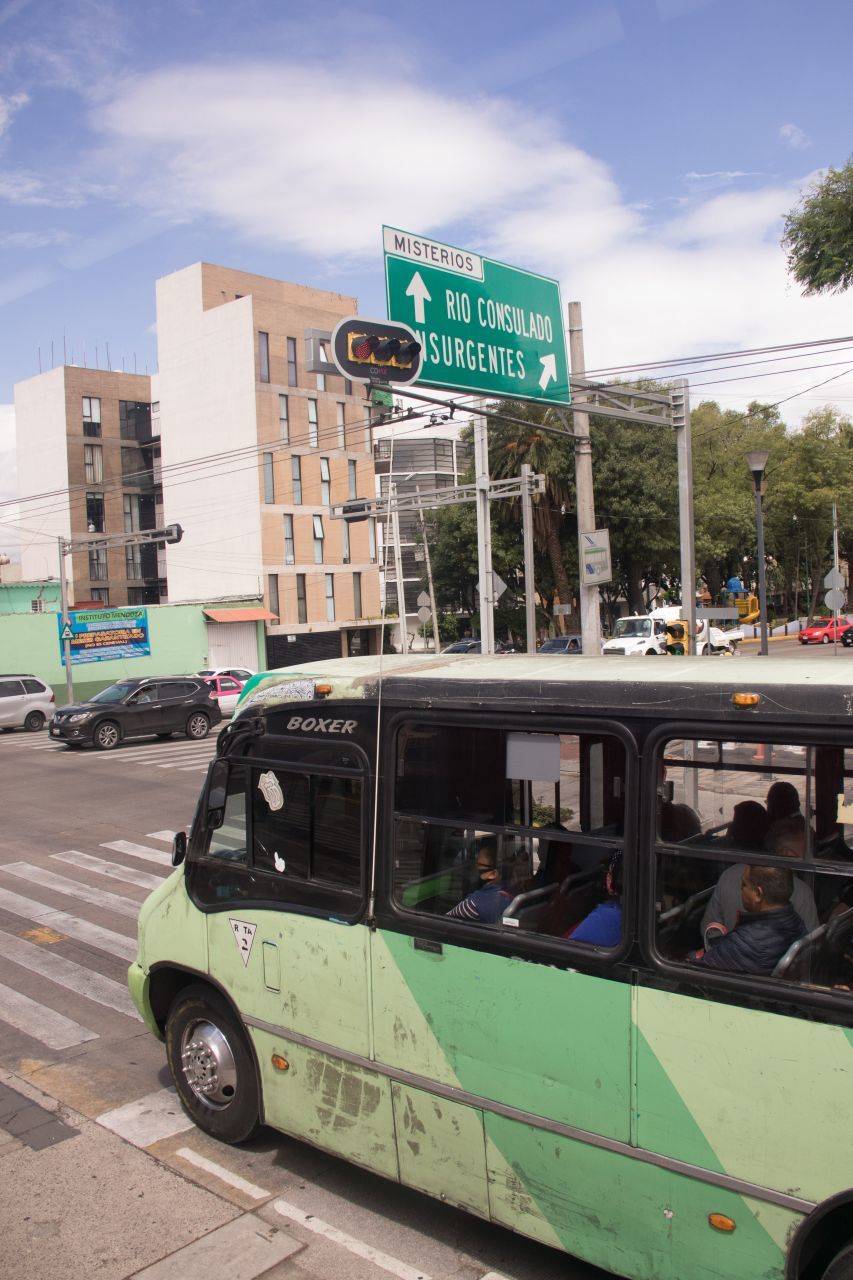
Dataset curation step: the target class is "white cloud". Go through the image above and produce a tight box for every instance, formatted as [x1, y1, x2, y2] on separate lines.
[0, 90, 27, 137]
[0, 227, 69, 249]
[779, 123, 811, 150]
[684, 170, 762, 183]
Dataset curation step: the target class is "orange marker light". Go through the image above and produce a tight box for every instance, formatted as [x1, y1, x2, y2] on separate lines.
[315, 683, 332, 697]
[708, 1213, 736, 1233]
[271, 1054, 289, 1072]
[732, 692, 761, 707]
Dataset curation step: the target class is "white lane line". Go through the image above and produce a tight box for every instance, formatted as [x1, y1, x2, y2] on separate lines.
[98, 1087, 194, 1147]
[0, 977, 98, 1049]
[273, 1199, 434, 1280]
[147, 831, 176, 843]
[175, 1147, 269, 1200]
[0, 862, 141, 919]
[0, 887, 136, 960]
[156, 755, 216, 770]
[176, 765, 210, 773]
[52, 850, 165, 891]
[95, 746, 216, 766]
[0, 928, 141, 1020]
[100, 840, 172, 866]
[130, 1214, 301, 1280]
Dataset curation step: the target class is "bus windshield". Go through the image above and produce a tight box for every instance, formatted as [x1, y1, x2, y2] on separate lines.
[614, 618, 651, 638]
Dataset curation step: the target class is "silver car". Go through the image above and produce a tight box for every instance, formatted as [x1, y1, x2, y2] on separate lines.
[0, 674, 56, 732]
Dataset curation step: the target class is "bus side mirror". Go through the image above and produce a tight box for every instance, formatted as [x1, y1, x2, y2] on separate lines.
[171, 830, 187, 867]
[206, 759, 230, 830]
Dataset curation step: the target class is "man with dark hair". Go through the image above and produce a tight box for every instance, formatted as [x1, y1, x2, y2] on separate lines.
[447, 837, 512, 924]
[766, 781, 802, 825]
[691, 865, 807, 975]
[702, 816, 818, 939]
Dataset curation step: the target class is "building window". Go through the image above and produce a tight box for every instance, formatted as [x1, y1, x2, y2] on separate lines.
[283, 514, 295, 565]
[353, 572, 362, 618]
[291, 456, 302, 504]
[320, 457, 331, 506]
[88, 546, 108, 581]
[127, 587, 148, 605]
[325, 573, 335, 622]
[344, 379, 352, 396]
[313, 515, 325, 564]
[125, 545, 142, 579]
[123, 493, 140, 532]
[263, 452, 275, 504]
[307, 400, 318, 447]
[348, 459, 357, 500]
[89, 588, 109, 605]
[258, 331, 270, 383]
[287, 337, 297, 387]
[119, 401, 151, 442]
[368, 517, 377, 563]
[84, 443, 103, 484]
[296, 574, 307, 624]
[341, 518, 350, 565]
[316, 371, 326, 392]
[336, 402, 345, 448]
[82, 396, 101, 437]
[268, 573, 280, 620]
[86, 493, 105, 532]
[121, 447, 140, 481]
[279, 394, 289, 441]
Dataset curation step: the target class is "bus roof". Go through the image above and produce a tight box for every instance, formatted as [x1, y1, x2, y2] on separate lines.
[239, 654, 853, 725]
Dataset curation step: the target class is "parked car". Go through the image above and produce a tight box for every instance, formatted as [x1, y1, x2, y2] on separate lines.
[49, 676, 222, 750]
[538, 635, 582, 654]
[202, 674, 245, 716]
[799, 616, 851, 645]
[841, 627, 853, 648]
[197, 666, 256, 682]
[0, 674, 55, 732]
[441, 640, 518, 654]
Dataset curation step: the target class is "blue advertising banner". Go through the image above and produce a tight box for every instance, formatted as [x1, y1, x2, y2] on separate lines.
[58, 607, 150, 665]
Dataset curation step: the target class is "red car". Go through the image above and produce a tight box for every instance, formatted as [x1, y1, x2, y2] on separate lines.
[799, 615, 851, 644]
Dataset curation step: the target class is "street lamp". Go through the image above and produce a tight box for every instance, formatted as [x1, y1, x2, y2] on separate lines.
[745, 450, 770, 655]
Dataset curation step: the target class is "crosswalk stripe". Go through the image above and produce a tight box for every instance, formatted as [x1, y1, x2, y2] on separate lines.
[0, 887, 136, 960]
[52, 850, 165, 891]
[94, 745, 216, 765]
[0, 862, 141, 919]
[98, 1087, 194, 1147]
[0, 977, 98, 1049]
[147, 831, 176, 844]
[0, 928, 141, 1020]
[100, 840, 172, 867]
[155, 755, 215, 769]
[176, 765, 210, 772]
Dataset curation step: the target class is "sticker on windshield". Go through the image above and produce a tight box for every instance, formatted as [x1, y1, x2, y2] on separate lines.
[273, 852, 286, 873]
[258, 770, 284, 811]
[228, 918, 257, 967]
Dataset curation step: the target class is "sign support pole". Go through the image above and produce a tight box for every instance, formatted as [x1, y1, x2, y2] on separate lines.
[390, 484, 409, 655]
[567, 302, 602, 655]
[474, 416, 495, 654]
[671, 379, 698, 653]
[831, 501, 840, 655]
[521, 464, 537, 654]
[58, 536, 74, 706]
[416, 487, 440, 653]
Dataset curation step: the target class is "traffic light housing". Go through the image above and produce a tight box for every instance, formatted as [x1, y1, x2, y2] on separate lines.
[163, 523, 183, 544]
[332, 317, 422, 385]
[665, 620, 688, 655]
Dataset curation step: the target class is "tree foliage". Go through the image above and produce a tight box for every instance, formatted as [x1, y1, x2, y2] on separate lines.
[782, 158, 853, 295]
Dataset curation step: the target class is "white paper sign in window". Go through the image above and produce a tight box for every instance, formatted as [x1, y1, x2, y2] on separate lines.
[506, 732, 561, 783]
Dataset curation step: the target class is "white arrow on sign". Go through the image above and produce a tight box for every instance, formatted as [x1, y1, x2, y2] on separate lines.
[538, 353, 556, 391]
[406, 272, 431, 324]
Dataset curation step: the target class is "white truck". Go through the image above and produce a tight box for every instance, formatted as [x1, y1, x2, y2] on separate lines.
[601, 605, 742, 656]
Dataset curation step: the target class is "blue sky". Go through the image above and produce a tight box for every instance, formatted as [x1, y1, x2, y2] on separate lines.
[0, 0, 851, 465]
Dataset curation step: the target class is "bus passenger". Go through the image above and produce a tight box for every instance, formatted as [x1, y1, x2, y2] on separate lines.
[567, 852, 622, 947]
[726, 800, 769, 851]
[766, 780, 801, 825]
[447, 838, 512, 924]
[702, 819, 819, 942]
[690, 866, 806, 975]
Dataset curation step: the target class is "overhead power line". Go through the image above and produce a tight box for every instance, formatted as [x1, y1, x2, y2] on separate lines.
[585, 333, 853, 378]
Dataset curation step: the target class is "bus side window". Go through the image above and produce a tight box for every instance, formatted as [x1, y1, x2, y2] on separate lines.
[313, 775, 362, 888]
[252, 768, 310, 880]
[204, 762, 249, 863]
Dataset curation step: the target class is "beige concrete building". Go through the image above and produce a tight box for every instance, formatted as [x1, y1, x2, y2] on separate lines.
[156, 263, 381, 661]
[14, 365, 159, 606]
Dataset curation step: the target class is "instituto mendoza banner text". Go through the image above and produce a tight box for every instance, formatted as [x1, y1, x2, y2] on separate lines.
[58, 607, 150, 665]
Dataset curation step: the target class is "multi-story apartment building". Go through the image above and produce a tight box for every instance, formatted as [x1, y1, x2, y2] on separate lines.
[156, 263, 381, 662]
[15, 366, 161, 606]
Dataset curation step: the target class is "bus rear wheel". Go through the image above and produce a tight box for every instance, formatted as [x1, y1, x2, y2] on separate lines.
[823, 1242, 853, 1280]
[165, 984, 259, 1144]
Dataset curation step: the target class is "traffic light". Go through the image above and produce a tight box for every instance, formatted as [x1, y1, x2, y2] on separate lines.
[332, 317, 422, 385]
[340, 500, 372, 523]
[163, 523, 183, 544]
[665, 620, 688, 655]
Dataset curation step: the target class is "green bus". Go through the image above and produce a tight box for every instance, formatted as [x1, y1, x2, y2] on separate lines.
[129, 655, 853, 1280]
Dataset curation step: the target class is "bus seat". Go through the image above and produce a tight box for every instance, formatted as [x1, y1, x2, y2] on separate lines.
[772, 923, 828, 980]
[502, 881, 558, 922]
[658, 885, 714, 945]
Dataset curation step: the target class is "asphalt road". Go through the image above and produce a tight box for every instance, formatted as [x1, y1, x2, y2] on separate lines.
[0, 721, 609, 1280]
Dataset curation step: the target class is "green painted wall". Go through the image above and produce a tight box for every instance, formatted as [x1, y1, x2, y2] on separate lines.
[0, 580, 62, 614]
[0, 601, 265, 704]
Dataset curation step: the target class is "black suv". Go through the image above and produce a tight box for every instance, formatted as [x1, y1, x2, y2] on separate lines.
[49, 677, 222, 750]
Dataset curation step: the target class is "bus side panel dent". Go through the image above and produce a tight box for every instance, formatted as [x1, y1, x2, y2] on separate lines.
[392, 1080, 489, 1218]
[250, 1027, 399, 1180]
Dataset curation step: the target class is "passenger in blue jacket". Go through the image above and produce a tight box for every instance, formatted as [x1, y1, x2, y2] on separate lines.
[447, 838, 512, 924]
[690, 864, 807, 975]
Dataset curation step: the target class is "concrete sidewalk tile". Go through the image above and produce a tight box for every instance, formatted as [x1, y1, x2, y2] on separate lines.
[131, 1214, 304, 1279]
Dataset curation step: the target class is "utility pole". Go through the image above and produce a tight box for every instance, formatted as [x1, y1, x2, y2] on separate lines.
[58, 537, 74, 705]
[474, 415, 495, 653]
[521, 463, 537, 653]
[671, 379, 698, 652]
[390, 483, 409, 655]
[415, 487, 440, 652]
[832, 500, 840, 654]
[567, 302, 602, 655]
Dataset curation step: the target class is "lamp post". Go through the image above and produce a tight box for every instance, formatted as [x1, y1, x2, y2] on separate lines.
[745, 451, 770, 656]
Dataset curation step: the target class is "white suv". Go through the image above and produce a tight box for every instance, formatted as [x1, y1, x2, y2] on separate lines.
[0, 675, 56, 732]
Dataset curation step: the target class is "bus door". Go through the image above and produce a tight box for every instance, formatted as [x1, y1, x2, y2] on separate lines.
[372, 716, 647, 1272]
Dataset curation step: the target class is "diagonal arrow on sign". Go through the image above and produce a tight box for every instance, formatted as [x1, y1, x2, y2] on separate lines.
[538, 353, 556, 391]
[405, 272, 432, 324]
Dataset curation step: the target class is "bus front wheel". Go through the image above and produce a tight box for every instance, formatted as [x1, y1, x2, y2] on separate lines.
[823, 1243, 853, 1280]
[165, 984, 259, 1144]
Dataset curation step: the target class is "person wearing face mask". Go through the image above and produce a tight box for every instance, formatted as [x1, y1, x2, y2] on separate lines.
[447, 837, 512, 923]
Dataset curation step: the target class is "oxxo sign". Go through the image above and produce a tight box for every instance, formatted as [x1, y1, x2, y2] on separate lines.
[383, 226, 571, 406]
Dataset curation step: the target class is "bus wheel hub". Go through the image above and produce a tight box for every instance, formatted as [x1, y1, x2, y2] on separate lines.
[181, 1020, 237, 1107]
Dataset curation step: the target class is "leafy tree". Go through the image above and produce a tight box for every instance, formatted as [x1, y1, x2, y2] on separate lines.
[782, 158, 853, 295]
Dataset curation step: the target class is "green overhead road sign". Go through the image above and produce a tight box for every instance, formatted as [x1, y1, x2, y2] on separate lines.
[383, 226, 570, 406]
